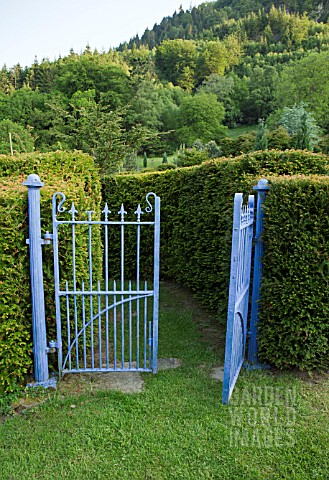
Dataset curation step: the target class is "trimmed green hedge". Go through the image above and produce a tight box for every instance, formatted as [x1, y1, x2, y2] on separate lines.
[0, 151, 101, 391]
[103, 149, 329, 369]
[259, 176, 329, 370]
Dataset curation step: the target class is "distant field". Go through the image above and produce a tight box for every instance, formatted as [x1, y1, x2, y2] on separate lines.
[227, 125, 257, 138]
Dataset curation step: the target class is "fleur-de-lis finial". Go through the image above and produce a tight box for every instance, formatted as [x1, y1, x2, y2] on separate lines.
[102, 203, 111, 221]
[69, 202, 78, 221]
[134, 204, 144, 222]
[118, 204, 127, 222]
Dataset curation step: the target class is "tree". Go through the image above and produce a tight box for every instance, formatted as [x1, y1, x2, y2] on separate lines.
[0, 119, 34, 154]
[274, 51, 329, 131]
[61, 91, 152, 174]
[195, 41, 230, 83]
[175, 93, 226, 145]
[278, 103, 321, 150]
[197, 73, 245, 126]
[242, 65, 279, 124]
[254, 118, 268, 150]
[155, 39, 197, 89]
[55, 52, 132, 107]
[267, 125, 291, 150]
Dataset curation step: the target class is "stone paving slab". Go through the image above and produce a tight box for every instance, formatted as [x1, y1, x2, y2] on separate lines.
[58, 358, 182, 395]
[211, 366, 224, 382]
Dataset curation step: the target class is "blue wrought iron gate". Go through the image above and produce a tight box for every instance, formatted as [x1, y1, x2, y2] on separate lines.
[222, 193, 254, 404]
[52, 191, 160, 377]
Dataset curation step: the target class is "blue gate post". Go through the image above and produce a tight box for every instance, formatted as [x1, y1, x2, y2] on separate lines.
[152, 194, 160, 373]
[247, 178, 269, 366]
[23, 174, 56, 388]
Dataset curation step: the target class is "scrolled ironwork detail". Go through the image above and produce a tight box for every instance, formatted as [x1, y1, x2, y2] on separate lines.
[52, 192, 66, 220]
[145, 192, 157, 213]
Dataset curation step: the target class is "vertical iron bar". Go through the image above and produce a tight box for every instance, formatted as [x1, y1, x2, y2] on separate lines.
[152, 195, 161, 373]
[52, 193, 63, 378]
[65, 280, 71, 371]
[98, 280, 102, 369]
[248, 179, 270, 366]
[144, 281, 147, 369]
[148, 321, 152, 370]
[113, 280, 117, 369]
[104, 221, 109, 369]
[72, 220, 79, 369]
[88, 217, 94, 369]
[136, 222, 140, 369]
[23, 174, 49, 385]
[121, 219, 125, 369]
[128, 280, 132, 369]
[136, 294, 139, 369]
[82, 282, 87, 369]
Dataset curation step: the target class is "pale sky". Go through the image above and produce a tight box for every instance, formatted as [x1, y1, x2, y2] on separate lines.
[0, 0, 206, 69]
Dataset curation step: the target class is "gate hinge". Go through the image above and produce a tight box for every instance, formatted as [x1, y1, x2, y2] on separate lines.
[46, 340, 58, 354]
[26, 231, 53, 246]
[43, 231, 53, 244]
[148, 338, 153, 347]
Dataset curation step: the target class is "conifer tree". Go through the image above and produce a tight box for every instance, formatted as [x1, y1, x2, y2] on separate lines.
[254, 118, 268, 150]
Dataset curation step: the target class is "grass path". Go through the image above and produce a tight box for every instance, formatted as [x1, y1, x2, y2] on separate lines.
[0, 282, 328, 479]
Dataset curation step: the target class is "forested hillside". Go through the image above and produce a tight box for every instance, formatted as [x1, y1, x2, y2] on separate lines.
[120, 0, 329, 48]
[0, 1, 328, 173]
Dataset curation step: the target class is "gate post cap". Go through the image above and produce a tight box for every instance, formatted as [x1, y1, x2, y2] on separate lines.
[253, 178, 269, 191]
[23, 174, 44, 187]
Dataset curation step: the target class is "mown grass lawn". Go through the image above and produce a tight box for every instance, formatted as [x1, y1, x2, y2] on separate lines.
[227, 125, 257, 139]
[0, 282, 328, 479]
[136, 155, 176, 170]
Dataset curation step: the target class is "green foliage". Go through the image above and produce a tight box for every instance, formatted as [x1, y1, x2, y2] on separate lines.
[267, 125, 292, 150]
[0, 5, 329, 158]
[259, 176, 329, 369]
[220, 132, 257, 156]
[143, 152, 148, 168]
[55, 51, 132, 106]
[175, 140, 222, 166]
[278, 103, 321, 150]
[274, 51, 329, 131]
[124, 2, 329, 48]
[0, 119, 34, 154]
[102, 149, 329, 369]
[122, 151, 138, 172]
[155, 39, 198, 90]
[175, 146, 209, 167]
[176, 93, 226, 145]
[156, 163, 177, 171]
[0, 152, 101, 391]
[204, 140, 222, 158]
[316, 134, 329, 155]
[254, 118, 268, 150]
[241, 65, 279, 123]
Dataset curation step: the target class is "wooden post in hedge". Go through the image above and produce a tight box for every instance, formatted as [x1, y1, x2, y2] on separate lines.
[247, 178, 269, 367]
[23, 174, 56, 388]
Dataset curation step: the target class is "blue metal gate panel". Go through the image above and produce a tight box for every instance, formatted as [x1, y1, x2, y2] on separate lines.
[52, 192, 160, 377]
[222, 193, 254, 404]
